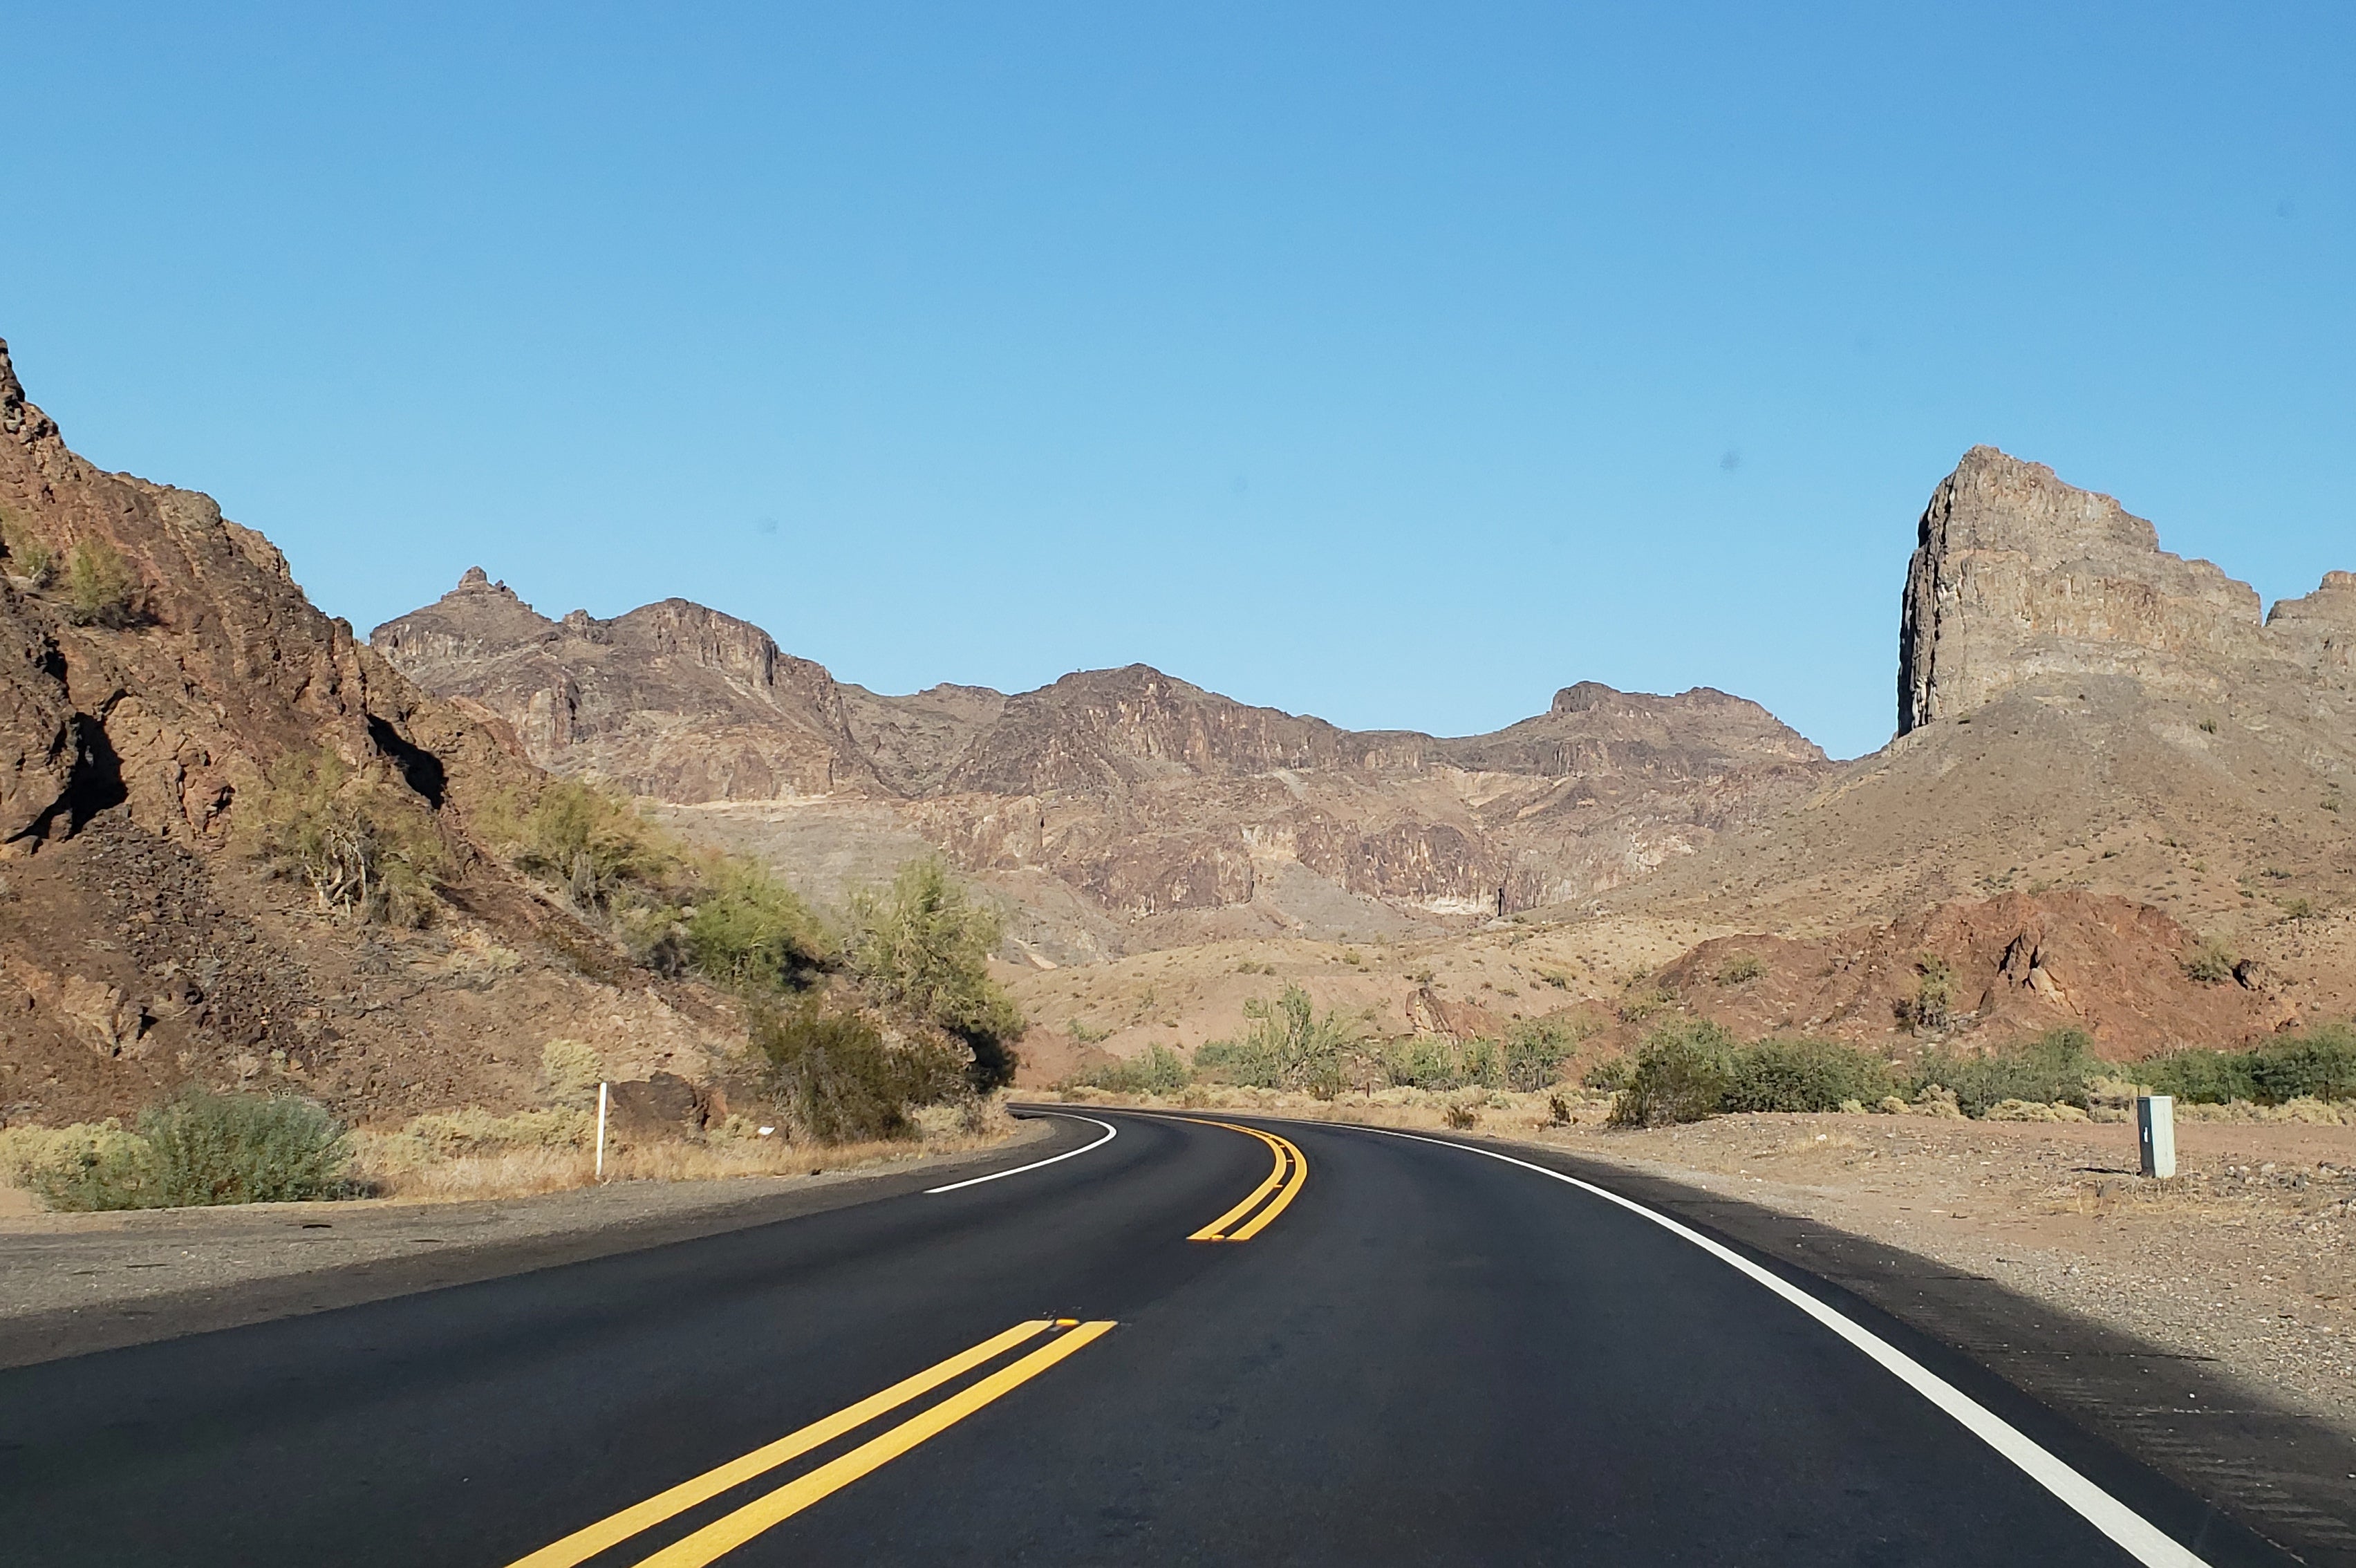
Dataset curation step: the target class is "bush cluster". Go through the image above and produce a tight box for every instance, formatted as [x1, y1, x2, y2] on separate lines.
[1594, 1020, 2356, 1129]
[28, 1090, 353, 1211]
[248, 747, 447, 925]
[844, 857, 1023, 1092]
[1382, 1019, 1583, 1094]
[1066, 1044, 1193, 1096]
[1194, 985, 1360, 1095]
[749, 1000, 966, 1144]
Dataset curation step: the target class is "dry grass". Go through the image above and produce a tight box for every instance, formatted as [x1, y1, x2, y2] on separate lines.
[3, 1099, 1022, 1209]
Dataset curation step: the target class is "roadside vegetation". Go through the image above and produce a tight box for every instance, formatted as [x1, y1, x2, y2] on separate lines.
[4, 1090, 355, 1211]
[489, 780, 1022, 1142]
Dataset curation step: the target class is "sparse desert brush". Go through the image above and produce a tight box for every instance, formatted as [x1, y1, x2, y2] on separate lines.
[1063, 1043, 1191, 1095]
[61, 537, 140, 628]
[539, 1038, 604, 1106]
[245, 746, 447, 925]
[25, 1090, 354, 1211]
[750, 997, 966, 1144]
[1714, 953, 1767, 987]
[1719, 1037, 1894, 1114]
[2182, 937, 2239, 984]
[1906, 1028, 2101, 1118]
[1609, 1020, 1737, 1128]
[1892, 953, 1955, 1029]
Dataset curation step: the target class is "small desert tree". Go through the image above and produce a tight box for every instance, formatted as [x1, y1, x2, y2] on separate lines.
[844, 857, 1024, 1089]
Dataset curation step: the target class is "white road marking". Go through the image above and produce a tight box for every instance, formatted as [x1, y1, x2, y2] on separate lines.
[1328, 1121, 2214, 1568]
[924, 1114, 1119, 1193]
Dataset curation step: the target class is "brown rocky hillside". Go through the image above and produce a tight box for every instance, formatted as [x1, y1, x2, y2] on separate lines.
[0, 339, 740, 1128]
[374, 586, 1833, 960]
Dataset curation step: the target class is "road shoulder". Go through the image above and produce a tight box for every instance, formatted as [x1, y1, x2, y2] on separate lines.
[0, 1116, 1060, 1370]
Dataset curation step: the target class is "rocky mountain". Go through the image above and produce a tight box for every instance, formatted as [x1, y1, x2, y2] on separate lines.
[0, 339, 738, 1127]
[1607, 446, 2356, 1034]
[373, 586, 1834, 957]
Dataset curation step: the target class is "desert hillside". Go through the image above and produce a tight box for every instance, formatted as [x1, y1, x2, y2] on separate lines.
[374, 446, 2355, 1077]
[375, 579, 1833, 960]
[0, 339, 743, 1128]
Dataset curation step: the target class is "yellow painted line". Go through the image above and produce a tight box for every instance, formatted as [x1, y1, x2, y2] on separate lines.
[1226, 1131, 1307, 1240]
[631, 1321, 1117, 1567]
[503, 1320, 1056, 1568]
[1182, 1119, 1307, 1242]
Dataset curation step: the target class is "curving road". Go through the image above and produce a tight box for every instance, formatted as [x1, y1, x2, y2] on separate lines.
[0, 1110, 2300, 1565]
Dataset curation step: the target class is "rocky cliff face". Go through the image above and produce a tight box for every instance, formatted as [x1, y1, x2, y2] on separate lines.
[0, 339, 737, 1127]
[1898, 446, 2350, 731]
[375, 579, 1834, 951]
[1616, 445, 2356, 1032]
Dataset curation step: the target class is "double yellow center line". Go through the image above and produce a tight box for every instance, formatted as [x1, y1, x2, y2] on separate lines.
[1184, 1119, 1307, 1242]
[507, 1318, 1114, 1568]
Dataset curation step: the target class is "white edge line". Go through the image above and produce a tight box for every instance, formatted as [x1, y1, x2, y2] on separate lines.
[1314, 1120, 2212, 1568]
[924, 1114, 1118, 1193]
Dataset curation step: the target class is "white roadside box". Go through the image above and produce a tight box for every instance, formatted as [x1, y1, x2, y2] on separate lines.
[2137, 1094, 2176, 1179]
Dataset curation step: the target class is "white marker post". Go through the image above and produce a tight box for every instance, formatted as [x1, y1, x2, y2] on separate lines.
[595, 1081, 610, 1181]
[2137, 1094, 2176, 1179]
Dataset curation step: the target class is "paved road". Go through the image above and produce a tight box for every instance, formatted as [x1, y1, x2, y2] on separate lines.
[0, 1110, 2297, 1565]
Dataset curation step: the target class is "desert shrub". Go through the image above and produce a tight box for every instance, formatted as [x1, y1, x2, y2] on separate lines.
[396, 1105, 595, 1156]
[684, 859, 829, 993]
[1721, 1037, 1895, 1113]
[539, 1038, 604, 1107]
[247, 747, 445, 924]
[61, 539, 139, 628]
[1608, 1020, 1737, 1128]
[1894, 954, 1956, 1029]
[1383, 1034, 1493, 1092]
[1196, 984, 1356, 1095]
[512, 779, 676, 911]
[2144, 1025, 2356, 1105]
[1714, 953, 1767, 987]
[1907, 1028, 2102, 1117]
[844, 857, 1024, 1089]
[749, 999, 966, 1143]
[3, 521, 55, 587]
[1582, 1055, 1634, 1092]
[1501, 1018, 1584, 1092]
[30, 1091, 353, 1211]
[1065, 1043, 1192, 1095]
[2182, 940, 2237, 986]
[1443, 1103, 1479, 1130]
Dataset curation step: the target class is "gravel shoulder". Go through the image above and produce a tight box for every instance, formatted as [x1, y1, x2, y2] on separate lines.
[0, 1117, 1054, 1369]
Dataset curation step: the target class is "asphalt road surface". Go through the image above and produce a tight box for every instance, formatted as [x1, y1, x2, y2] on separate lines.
[0, 1109, 2299, 1565]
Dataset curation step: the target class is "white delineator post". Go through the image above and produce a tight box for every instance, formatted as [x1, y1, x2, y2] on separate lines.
[2137, 1094, 2176, 1179]
[595, 1081, 610, 1181]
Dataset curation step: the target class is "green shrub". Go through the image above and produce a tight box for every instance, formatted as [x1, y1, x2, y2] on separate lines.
[684, 859, 829, 993]
[1894, 954, 1956, 1029]
[1907, 1028, 2102, 1117]
[1196, 984, 1357, 1095]
[1714, 953, 1767, 987]
[539, 1038, 604, 1107]
[1721, 1037, 1894, 1113]
[1582, 1055, 1634, 1092]
[396, 1105, 595, 1155]
[30, 1091, 353, 1210]
[2140, 1025, 2354, 1105]
[247, 747, 445, 924]
[845, 857, 1023, 1090]
[1608, 1020, 1737, 1127]
[61, 539, 139, 627]
[2182, 940, 2237, 985]
[749, 999, 967, 1143]
[513, 779, 675, 911]
[1065, 1044, 1192, 1095]
[1500, 1018, 1584, 1092]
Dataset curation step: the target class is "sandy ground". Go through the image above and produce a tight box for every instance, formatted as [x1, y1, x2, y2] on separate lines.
[1058, 1086, 2356, 1437]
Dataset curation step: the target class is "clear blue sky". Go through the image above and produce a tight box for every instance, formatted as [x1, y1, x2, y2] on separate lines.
[5, 3, 2349, 758]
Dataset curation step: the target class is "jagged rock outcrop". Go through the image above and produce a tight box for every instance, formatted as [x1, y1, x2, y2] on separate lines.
[0, 337, 740, 1127]
[374, 576, 879, 800]
[1898, 446, 2350, 731]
